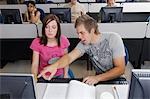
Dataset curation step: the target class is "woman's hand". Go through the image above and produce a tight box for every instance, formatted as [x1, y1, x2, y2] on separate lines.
[64, 73, 69, 78]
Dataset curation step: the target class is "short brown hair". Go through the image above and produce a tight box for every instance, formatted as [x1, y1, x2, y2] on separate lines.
[75, 14, 100, 35]
[40, 14, 61, 46]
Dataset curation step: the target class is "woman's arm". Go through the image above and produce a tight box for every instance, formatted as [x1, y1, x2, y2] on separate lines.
[63, 49, 69, 78]
[30, 9, 41, 23]
[31, 51, 40, 80]
[38, 48, 81, 80]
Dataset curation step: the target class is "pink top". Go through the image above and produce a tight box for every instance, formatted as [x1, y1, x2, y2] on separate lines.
[30, 35, 70, 77]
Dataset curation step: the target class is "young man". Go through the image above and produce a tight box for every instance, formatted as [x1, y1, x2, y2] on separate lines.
[64, 0, 86, 23]
[38, 14, 125, 85]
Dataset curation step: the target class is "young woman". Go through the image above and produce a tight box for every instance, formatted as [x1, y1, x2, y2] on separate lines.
[30, 14, 70, 82]
[24, 1, 42, 24]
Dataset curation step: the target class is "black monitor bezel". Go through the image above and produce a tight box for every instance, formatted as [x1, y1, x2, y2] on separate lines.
[128, 70, 150, 99]
[0, 9, 22, 24]
[100, 7, 123, 23]
[0, 74, 36, 99]
[50, 8, 71, 23]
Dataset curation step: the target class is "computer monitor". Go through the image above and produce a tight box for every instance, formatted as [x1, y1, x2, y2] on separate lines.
[0, 73, 37, 99]
[128, 69, 150, 99]
[0, 9, 22, 24]
[65, 0, 70, 3]
[100, 7, 123, 23]
[50, 8, 71, 23]
[96, 0, 106, 3]
[6, 0, 19, 4]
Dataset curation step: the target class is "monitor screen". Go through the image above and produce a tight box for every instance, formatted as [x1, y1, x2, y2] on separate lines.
[0, 9, 22, 24]
[50, 8, 71, 23]
[128, 69, 150, 99]
[7, 0, 18, 4]
[0, 73, 36, 99]
[100, 7, 123, 23]
[96, 0, 106, 3]
[65, 0, 70, 3]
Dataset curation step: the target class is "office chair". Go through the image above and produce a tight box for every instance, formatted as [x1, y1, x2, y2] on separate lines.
[45, 0, 54, 3]
[37, 8, 45, 21]
[124, 46, 129, 65]
[0, 14, 3, 23]
[68, 68, 74, 78]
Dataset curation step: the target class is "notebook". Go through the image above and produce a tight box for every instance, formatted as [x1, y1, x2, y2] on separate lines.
[43, 80, 129, 99]
[0, 73, 37, 99]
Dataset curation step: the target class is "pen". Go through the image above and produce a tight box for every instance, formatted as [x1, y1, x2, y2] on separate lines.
[112, 86, 119, 99]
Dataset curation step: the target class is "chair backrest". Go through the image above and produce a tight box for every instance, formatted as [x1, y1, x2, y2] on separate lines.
[68, 68, 74, 78]
[37, 8, 45, 21]
[124, 46, 129, 65]
[46, 0, 54, 3]
[0, 14, 4, 23]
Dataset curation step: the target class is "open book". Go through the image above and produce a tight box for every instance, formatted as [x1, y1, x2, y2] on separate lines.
[43, 80, 128, 99]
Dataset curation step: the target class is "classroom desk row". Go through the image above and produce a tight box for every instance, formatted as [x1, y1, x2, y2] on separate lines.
[36, 79, 129, 99]
[0, 2, 150, 13]
[36, 77, 128, 99]
[0, 22, 150, 68]
[1, 22, 149, 39]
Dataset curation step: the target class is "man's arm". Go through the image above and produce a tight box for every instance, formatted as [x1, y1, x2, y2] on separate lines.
[38, 48, 81, 80]
[83, 56, 125, 85]
[97, 56, 125, 81]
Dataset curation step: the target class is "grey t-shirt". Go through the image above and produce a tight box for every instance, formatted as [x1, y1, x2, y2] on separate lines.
[75, 32, 125, 74]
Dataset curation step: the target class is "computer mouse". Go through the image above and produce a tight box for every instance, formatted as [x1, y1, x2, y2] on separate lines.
[100, 91, 114, 99]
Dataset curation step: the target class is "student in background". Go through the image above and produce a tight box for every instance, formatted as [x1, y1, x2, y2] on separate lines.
[30, 14, 70, 82]
[23, 1, 42, 24]
[106, 0, 117, 7]
[38, 14, 126, 85]
[64, 0, 86, 23]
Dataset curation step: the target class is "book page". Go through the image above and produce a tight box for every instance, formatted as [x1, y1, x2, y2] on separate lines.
[66, 80, 95, 99]
[95, 84, 129, 99]
[42, 83, 68, 99]
[112, 85, 129, 99]
[95, 85, 114, 99]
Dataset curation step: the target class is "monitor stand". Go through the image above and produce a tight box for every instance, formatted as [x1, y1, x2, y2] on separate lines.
[0, 93, 11, 99]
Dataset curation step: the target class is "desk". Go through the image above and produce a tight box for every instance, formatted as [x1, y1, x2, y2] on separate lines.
[0, 24, 37, 68]
[0, 4, 27, 13]
[146, 22, 150, 38]
[36, 4, 57, 13]
[0, 24, 37, 38]
[36, 83, 129, 99]
[88, 2, 150, 13]
[99, 22, 146, 38]
[88, 3, 120, 13]
[140, 23, 150, 65]
[122, 2, 150, 13]
[1, 2, 150, 13]
[37, 22, 146, 39]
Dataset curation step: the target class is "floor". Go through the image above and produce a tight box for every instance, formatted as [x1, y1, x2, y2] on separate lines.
[0, 60, 150, 82]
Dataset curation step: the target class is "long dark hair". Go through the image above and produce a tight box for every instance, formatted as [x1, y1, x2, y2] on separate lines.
[26, 1, 36, 20]
[40, 14, 61, 46]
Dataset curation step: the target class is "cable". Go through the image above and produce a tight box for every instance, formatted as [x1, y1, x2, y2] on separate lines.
[138, 17, 150, 68]
[34, 23, 40, 38]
